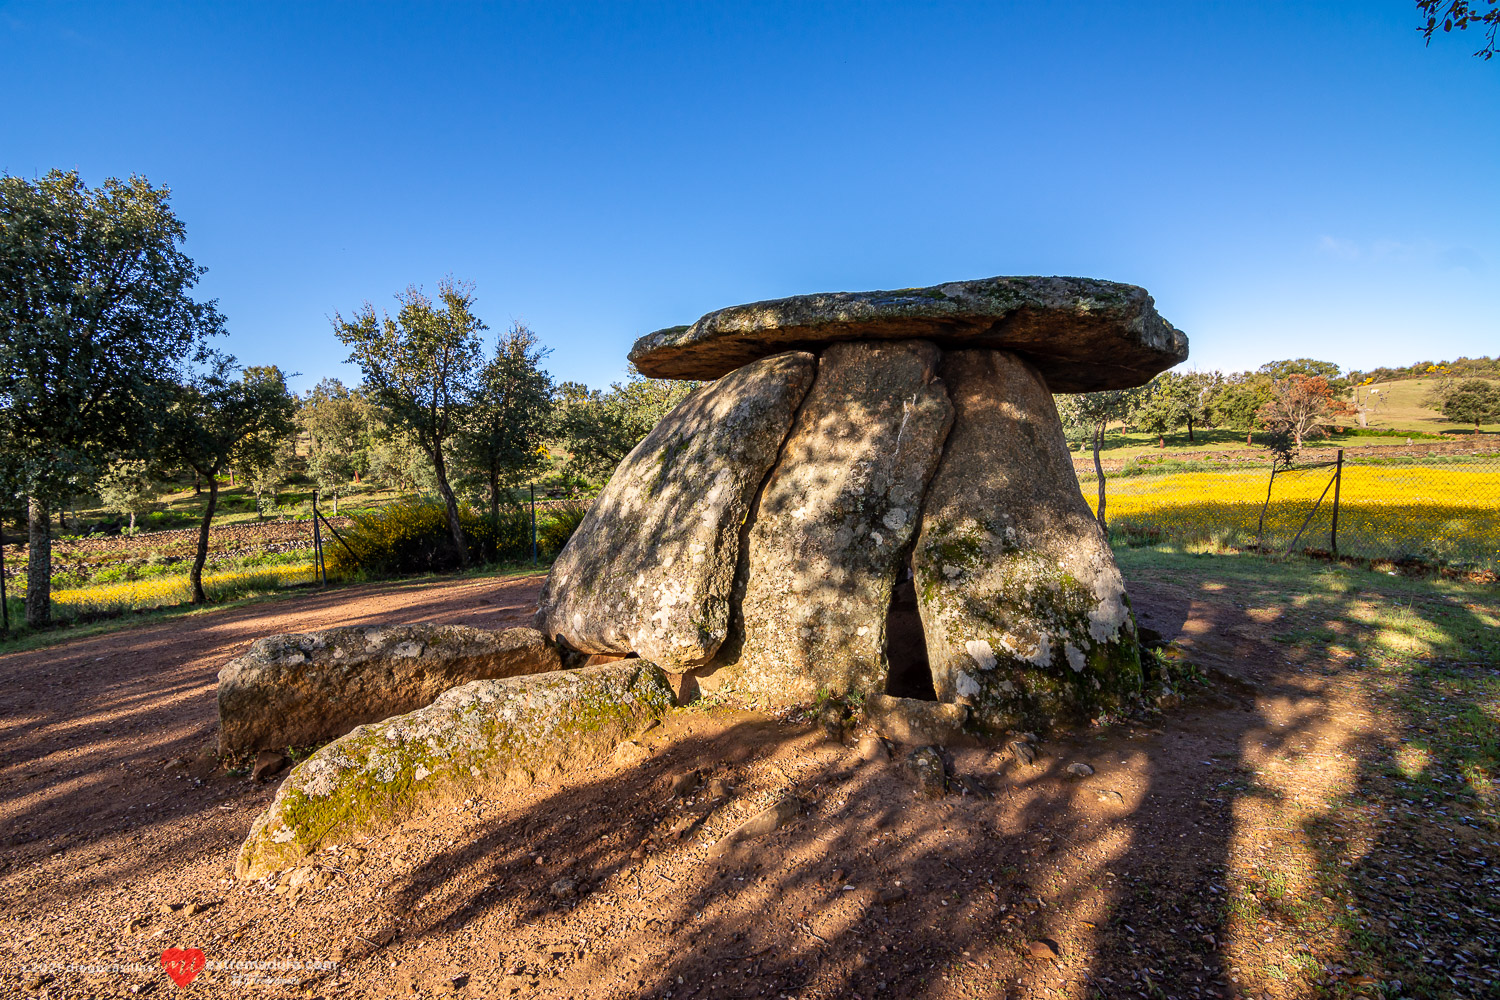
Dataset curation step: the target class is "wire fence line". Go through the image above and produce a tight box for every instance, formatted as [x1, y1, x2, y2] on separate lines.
[524, 453, 1500, 574]
[1081, 442, 1500, 572]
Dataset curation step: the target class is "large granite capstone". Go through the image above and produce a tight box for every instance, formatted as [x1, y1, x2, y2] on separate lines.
[628, 275, 1186, 392]
[538, 275, 1187, 731]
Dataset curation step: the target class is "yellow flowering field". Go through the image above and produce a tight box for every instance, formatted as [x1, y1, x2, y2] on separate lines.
[51, 562, 317, 615]
[1087, 462, 1500, 569]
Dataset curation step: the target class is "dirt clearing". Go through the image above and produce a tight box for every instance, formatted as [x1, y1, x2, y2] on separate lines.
[1, 556, 1496, 999]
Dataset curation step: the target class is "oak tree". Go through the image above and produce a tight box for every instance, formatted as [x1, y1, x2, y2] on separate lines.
[1438, 378, 1500, 429]
[164, 361, 296, 603]
[0, 170, 223, 625]
[1056, 388, 1141, 530]
[454, 323, 555, 534]
[335, 280, 483, 565]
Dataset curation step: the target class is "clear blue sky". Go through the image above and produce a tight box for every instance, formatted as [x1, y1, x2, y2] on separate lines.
[2, 1, 1496, 394]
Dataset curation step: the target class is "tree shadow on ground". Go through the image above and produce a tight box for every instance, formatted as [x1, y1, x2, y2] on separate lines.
[3, 551, 1495, 999]
[287, 554, 1499, 1000]
[282, 574, 1252, 998]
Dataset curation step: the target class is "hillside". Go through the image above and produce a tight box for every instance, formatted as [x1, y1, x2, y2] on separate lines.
[1357, 375, 1500, 433]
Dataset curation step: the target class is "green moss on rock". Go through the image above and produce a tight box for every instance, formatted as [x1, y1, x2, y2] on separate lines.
[235, 661, 675, 879]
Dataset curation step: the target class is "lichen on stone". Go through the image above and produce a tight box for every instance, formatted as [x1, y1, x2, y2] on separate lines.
[235, 661, 675, 879]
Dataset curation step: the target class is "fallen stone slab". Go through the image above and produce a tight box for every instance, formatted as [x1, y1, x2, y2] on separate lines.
[218, 625, 562, 756]
[235, 660, 673, 878]
[863, 694, 969, 745]
[536, 351, 816, 668]
[628, 275, 1187, 391]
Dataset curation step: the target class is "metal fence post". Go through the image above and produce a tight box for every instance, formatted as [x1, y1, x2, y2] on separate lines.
[1330, 449, 1343, 557]
[312, 489, 326, 586]
[1257, 463, 1278, 551]
[0, 530, 8, 633]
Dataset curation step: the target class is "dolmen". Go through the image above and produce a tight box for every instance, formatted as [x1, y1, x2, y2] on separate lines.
[233, 275, 1187, 878]
[538, 275, 1188, 731]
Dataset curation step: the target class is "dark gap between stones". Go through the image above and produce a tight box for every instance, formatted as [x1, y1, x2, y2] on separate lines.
[883, 557, 937, 701]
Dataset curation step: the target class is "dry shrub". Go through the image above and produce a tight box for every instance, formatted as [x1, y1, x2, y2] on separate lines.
[326, 499, 531, 575]
[537, 503, 588, 555]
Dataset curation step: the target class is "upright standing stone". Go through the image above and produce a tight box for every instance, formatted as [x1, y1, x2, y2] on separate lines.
[536, 351, 817, 668]
[721, 340, 954, 703]
[912, 349, 1141, 730]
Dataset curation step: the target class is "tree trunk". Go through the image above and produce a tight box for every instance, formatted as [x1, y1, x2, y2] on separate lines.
[25, 495, 51, 627]
[128, 510, 136, 531]
[1092, 420, 1107, 531]
[193, 474, 201, 495]
[429, 447, 469, 568]
[1187, 416, 1195, 443]
[1158, 435, 1165, 448]
[190, 473, 219, 604]
[488, 464, 501, 562]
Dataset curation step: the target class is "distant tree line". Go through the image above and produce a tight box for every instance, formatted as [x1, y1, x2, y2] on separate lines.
[8, 172, 1491, 627]
[1348, 356, 1500, 384]
[1057, 360, 1367, 530]
[0, 170, 697, 628]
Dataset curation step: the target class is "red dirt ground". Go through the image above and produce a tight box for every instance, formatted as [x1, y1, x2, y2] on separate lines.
[0, 570, 1487, 999]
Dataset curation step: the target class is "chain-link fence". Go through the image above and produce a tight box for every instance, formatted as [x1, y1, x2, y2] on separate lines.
[1080, 440, 1500, 572]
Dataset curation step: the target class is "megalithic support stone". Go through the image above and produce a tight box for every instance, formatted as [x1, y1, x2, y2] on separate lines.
[912, 349, 1141, 731]
[538, 275, 1188, 728]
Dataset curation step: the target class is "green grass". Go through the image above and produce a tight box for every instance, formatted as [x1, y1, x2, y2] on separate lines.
[1117, 544, 1500, 999]
[1071, 425, 1461, 464]
[1357, 375, 1500, 434]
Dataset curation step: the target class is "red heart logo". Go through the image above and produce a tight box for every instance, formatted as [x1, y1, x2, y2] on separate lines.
[160, 947, 206, 987]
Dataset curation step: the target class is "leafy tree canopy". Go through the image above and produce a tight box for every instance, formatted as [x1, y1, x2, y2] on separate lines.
[334, 279, 485, 565]
[1418, 0, 1499, 59]
[0, 169, 223, 625]
[96, 458, 163, 531]
[300, 377, 373, 504]
[453, 322, 555, 526]
[1257, 359, 1347, 393]
[1436, 378, 1500, 429]
[0, 170, 224, 498]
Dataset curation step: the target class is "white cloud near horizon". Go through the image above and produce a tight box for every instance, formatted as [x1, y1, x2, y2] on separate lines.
[1317, 235, 1485, 273]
